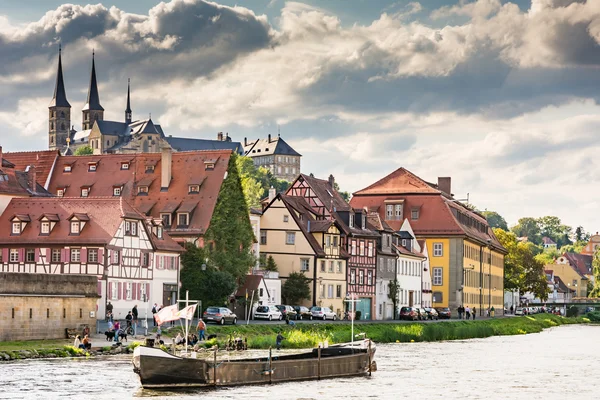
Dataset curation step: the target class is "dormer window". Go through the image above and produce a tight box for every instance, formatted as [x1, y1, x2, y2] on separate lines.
[146, 165, 155, 173]
[12, 222, 21, 235]
[205, 163, 215, 171]
[178, 213, 189, 227]
[10, 215, 29, 235]
[81, 187, 89, 197]
[188, 185, 200, 194]
[41, 222, 50, 235]
[57, 188, 65, 197]
[113, 186, 122, 196]
[71, 221, 80, 235]
[125, 220, 138, 236]
[161, 213, 172, 227]
[63, 165, 72, 173]
[121, 162, 130, 170]
[138, 186, 148, 195]
[88, 163, 97, 172]
[349, 213, 355, 228]
[157, 226, 163, 239]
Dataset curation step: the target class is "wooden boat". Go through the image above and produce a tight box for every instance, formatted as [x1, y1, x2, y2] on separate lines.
[132, 339, 376, 388]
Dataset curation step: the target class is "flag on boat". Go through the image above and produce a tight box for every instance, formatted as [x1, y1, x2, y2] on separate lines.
[176, 304, 197, 320]
[154, 304, 179, 325]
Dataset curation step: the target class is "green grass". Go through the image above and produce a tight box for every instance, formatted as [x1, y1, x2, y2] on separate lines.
[0, 339, 72, 352]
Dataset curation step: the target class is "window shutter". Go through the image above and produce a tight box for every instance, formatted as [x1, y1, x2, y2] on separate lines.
[131, 282, 136, 300]
[109, 282, 113, 299]
[81, 248, 88, 263]
[97, 280, 102, 296]
[155, 254, 158, 269]
[18, 248, 24, 262]
[45, 248, 51, 261]
[2, 248, 8, 262]
[35, 248, 40, 262]
[146, 283, 150, 303]
[118, 282, 122, 300]
[123, 282, 127, 300]
[98, 248, 104, 264]
[64, 249, 71, 263]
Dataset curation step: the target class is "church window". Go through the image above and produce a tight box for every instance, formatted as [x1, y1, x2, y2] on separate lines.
[106, 140, 110, 147]
[60, 111, 65, 118]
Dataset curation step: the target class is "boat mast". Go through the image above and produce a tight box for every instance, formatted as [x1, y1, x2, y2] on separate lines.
[345, 294, 360, 348]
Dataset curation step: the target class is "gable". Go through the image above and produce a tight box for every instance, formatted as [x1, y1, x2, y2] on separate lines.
[353, 167, 440, 195]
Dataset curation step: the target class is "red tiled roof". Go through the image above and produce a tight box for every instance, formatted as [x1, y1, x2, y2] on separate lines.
[295, 174, 351, 212]
[0, 167, 51, 197]
[234, 275, 265, 297]
[4, 150, 60, 187]
[354, 167, 440, 195]
[562, 252, 593, 276]
[393, 243, 426, 259]
[47, 150, 232, 238]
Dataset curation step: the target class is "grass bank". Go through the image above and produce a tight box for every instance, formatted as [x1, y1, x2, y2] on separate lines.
[163, 314, 589, 350]
[0, 340, 141, 361]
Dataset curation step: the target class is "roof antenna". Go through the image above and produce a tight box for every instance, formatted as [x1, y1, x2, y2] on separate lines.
[278, 125, 280, 137]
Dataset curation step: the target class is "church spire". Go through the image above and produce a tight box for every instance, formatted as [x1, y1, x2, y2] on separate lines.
[125, 78, 132, 124]
[83, 51, 103, 112]
[49, 45, 70, 108]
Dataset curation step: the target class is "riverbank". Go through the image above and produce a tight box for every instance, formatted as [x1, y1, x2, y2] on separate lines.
[0, 341, 139, 361]
[175, 314, 590, 349]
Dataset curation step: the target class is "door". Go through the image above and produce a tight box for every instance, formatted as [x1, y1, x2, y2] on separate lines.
[163, 284, 178, 307]
[357, 298, 372, 320]
[409, 291, 414, 307]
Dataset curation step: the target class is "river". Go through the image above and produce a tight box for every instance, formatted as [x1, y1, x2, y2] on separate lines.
[1, 324, 598, 399]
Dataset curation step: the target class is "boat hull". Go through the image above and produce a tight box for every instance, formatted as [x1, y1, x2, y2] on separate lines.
[133, 341, 376, 388]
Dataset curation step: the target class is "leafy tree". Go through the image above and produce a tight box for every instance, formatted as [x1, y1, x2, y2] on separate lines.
[481, 211, 508, 231]
[180, 243, 237, 309]
[575, 226, 590, 243]
[282, 272, 311, 305]
[534, 247, 559, 265]
[74, 145, 93, 156]
[388, 279, 400, 320]
[235, 156, 290, 208]
[511, 217, 541, 245]
[589, 248, 600, 298]
[560, 242, 586, 254]
[537, 216, 572, 248]
[265, 255, 278, 272]
[205, 153, 256, 280]
[333, 182, 350, 202]
[587, 280, 595, 298]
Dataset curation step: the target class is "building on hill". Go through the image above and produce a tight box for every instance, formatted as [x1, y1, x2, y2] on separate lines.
[48, 49, 242, 156]
[350, 167, 506, 316]
[554, 255, 591, 296]
[0, 197, 183, 321]
[45, 148, 236, 245]
[243, 134, 301, 182]
[581, 234, 600, 256]
[542, 236, 557, 251]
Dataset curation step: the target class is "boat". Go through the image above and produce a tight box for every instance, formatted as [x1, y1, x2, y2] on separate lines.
[132, 339, 376, 388]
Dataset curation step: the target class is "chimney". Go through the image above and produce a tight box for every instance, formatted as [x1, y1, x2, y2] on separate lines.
[268, 134, 271, 143]
[29, 165, 37, 192]
[0, 146, 2, 167]
[161, 146, 172, 190]
[217, 132, 223, 141]
[268, 186, 276, 202]
[438, 177, 451, 196]
[244, 137, 247, 146]
[328, 174, 335, 188]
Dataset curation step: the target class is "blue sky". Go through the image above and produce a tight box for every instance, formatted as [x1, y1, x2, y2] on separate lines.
[1, 0, 600, 231]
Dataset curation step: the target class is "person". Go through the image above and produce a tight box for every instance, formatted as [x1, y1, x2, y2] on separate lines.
[490, 306, 495, 318]
[465, 305, 471, 320]
[82, 325, 90, 338]
[276, 332, 285, 350]
[82, 335, 92, 350]
[197, 319, 206, 341]
[107, 319, 114, 332]
[457, 305, 463, 320]
[113, 321, 121, 342]
[175, 333, 184, 345]
[125, 311, 133, 330]
[472, 307, 476, 320]
[132, 305, 139, 336]
[106, 301, 113, 321]
[74, 335, 84, 349]
[510, 305, 514, 314]
[152, 303, 158, 326]
[156, 326, 162, 342]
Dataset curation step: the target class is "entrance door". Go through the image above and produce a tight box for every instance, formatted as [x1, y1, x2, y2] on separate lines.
[357, 298, 372, 320]
[409, 291, 414, 307]
[163, 284, 177, 307]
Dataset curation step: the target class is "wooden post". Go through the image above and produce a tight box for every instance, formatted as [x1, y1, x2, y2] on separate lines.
[269, 347, 273, 384]
[368, 340, 372, 377]
[213, 347, 217, 387]
[318, 345, 321, 380]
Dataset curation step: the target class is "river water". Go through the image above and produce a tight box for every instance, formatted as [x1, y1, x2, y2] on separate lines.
[1, 324, 598, 400]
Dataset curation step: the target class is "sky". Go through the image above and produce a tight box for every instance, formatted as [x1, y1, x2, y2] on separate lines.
[0, 0, 599, 232]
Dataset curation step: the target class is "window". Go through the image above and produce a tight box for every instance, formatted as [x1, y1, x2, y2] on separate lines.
[161, 214, 171, 227]
[205, 163, 215, 171]
[300, 258, 310, 271]
[402, 239, 407, 246]
[121, 162, 130, 170]
[328, 285, 334, 298]
[178, 213, 189, 227]
[142, 252, 149, 267]
[64, 165, 72, 173]
[386, 205, 393, 220]
[81, 188, 89, 197]
[321, 260, 326, 272]
[51, 249, 61, 263]
[40, 222, 50, 235]
[395, 204, 403, 220]
[146, 165, 155, 173]
[411, 208, 420, 220]
[131, 222, 137, 236]
[367, 242, 373, 257]
[12, 222, 21, 235]
[433, 243, 443, 257]
[9, 249, 18, 263]
[188, 185, 200, 194]
[433, 267, 443, 285]
[113, 250, 120, 265]
[126, 282, 132, 300]
[351, 240, 356, 255]
[286, 232, 295, 245]
[26, 249, 35, 262]
[367, 271, 372, 285]
[71, 221, 80, 234]
[70, 248, 81, 262]
[283, 215, 289, 223]
[88, 248, 98, 263]
[157, 227, 163, 239]
[336, 285, 342, 298]
[349, 213, 355, 228]
[359, 241, 365, 256]
[138, 186, 148, 194]
[350, 269, 356, 284]
[88, 164, 97, 172]
[359, 270, 364, 284]
[57, 189, 64, 197]
[362, 215, 366, 229]
[260, 230, 267, 245]
[320, 284, 325, 298]
[113, 187, 121, 196]
[433, 291, 443, 303]
[336, 261, 342, 273]
[333, 236, 338, 247]
[328, 261, 334, 273]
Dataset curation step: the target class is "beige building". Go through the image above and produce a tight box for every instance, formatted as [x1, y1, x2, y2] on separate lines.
[549, 260, 588, 298]
[260, 194, 348, 316]
[243, 134, 301, 182]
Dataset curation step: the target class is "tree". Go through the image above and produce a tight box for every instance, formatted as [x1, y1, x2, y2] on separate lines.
[589, 248, 600, 298]
[388, 279, 400, 320]
[205, 153, 256, 281]
[481, 211, 508, 231]
[235, 156, 290, 208]
[264, 255, 278, 272]
[511, 217, 541, 245]
[537, 216, 572, 248]
[74, 145, 93, 156]
[333, 182, 350, 202]
[282, 272, 311, 304]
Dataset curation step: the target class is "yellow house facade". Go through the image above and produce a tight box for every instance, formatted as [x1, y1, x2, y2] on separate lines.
[260, 195, 347, 315]
[545, 262, 588, 298]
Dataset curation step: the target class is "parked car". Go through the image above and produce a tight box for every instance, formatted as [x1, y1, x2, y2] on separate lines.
[424, 307, 439, 320]
[417, 308, 429, 320]
[514, 307, 525, 316]
[293, 306, 312, 320]
[436, 307, 452, 319]
[310, 306, 337, 320]
[276, 305, 298, 320]
[254, 305, 283, 321]
[399, 306, 419, 321]
[203, 307, 237, 325]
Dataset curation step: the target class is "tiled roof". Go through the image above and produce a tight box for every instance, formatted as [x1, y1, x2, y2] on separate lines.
[4, 150, 60, 187]
[0, 168, 52, 197]
[563, 252, 593, 276]
[354, 167, 440, 195]
[166, 136, 243, 154]
[0, 197, 182, 252]
[367, 213, 394, 232]
[47, 150, 232, 238]
[234, 275, 266, 297]
[542, 236, 557, 245]
[278, 195, 326, 257]
[96, 120, 129, 136]
[296, 174, 351, 212]
[393, 243, 425, 259]
[243, 135, 301, 157]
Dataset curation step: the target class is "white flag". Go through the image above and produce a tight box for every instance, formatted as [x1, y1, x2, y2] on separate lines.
[176, 304, 197, 320]
[154, 304, 179, 326]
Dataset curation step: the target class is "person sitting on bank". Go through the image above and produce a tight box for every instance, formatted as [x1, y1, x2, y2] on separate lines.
[82, 335, 92, 350]
[74, 335, 84, 349]
[113, 321, 121, 342]
[82, 325, 90, 338]
[175, 333, 184, 345]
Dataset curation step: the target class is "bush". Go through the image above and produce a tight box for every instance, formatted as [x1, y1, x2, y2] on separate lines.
[586, 311, 600, 322]
[567, 306, 579, 317]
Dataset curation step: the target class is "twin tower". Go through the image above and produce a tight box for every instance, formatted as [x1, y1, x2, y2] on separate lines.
[48, 48, 132, 150]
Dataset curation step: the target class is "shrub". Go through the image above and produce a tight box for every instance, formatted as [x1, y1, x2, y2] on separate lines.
[586, 311, 600, 322]
[566, 306, 579, 317]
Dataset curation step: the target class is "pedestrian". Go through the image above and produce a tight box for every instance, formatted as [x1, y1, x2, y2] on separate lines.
[125, 311, 133, 330]
[472, 307, 476, 320]
[457, 305, 463, 319]
[107, 319, 114, 332]
[510, 305, 514, 314]
[152, 303, 158, 326]
[113, 321, 121, 342]
[465, 305, 471, 320]
[276, 332, 285, 350]
[175, 333, 184, 345]
[490, 306, 495, 318]
[197, 318, 206, 341]
[106, 301, 113, 321]
[132, 305, 139, 336]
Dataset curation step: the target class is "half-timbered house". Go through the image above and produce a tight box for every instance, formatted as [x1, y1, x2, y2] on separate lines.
[367, 211, 397, 320]
[0, 197, 183, 320]
[286, 174, 379, 320]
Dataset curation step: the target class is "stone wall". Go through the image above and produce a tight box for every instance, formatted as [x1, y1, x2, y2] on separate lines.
[0, 273, 100, 341]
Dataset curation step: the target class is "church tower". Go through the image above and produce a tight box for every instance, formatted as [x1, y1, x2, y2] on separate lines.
[82, 52, 104, 130]
[48, 46, 71, 150]
[125, 78, 132, 124]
